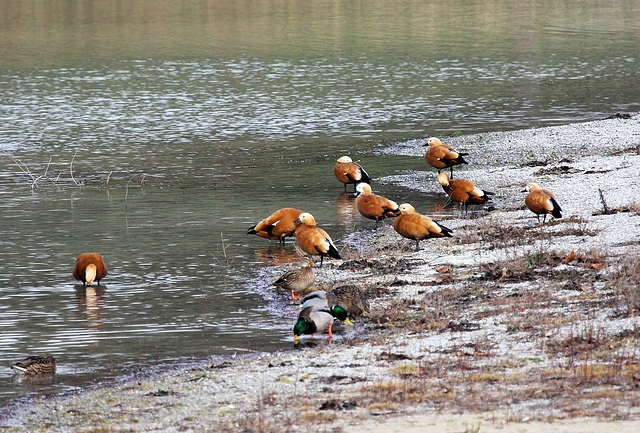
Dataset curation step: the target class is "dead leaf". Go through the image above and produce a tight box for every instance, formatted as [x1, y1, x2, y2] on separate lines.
[435, 265, 451, 274]
[564, 250, 576, 264]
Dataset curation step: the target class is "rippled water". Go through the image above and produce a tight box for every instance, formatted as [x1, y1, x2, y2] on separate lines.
[1, 0, 639, 408]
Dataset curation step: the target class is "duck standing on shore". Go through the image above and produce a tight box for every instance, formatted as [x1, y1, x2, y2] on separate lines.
[331, 284, 369, 317]
[333, 156, 371, 192]
[273, 258, 315, 300]
[523, 183, 562, 222]
[293, 213, 341, 267]
[247, 208, 304, 244]
[393, 203, 453, 251]
[424, 137, 468, 178]
[437, 173, 494, 214]
[73, 253, 108, 287]
[293, 306, 336, 342]
[355, 183, 401, 225]
[301, 290, 353, 325]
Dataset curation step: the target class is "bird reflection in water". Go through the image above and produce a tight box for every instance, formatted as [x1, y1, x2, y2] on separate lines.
[253, 245, 302, 267]
[334, 192, 359, 229]
[75, 285, 106, 330]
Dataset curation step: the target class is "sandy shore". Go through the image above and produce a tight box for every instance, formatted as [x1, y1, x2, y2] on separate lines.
[3, 114, 640, 432]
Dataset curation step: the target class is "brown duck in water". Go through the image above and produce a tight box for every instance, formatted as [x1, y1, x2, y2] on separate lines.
[247, 207, 304, 244]
[73, 253, 108, 287]
[333, 156, 372, 192]
[11, 356, 57, 375]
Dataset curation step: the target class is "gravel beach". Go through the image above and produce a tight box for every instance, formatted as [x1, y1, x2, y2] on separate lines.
[3, 114, 640, 432]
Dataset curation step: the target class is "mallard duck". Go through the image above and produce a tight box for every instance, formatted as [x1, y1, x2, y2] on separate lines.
[73, 253, 108, 287]
[355, 183, 401, 225]
[293, 306, 335, 341]
[333, 156, 372, 192]
[301, 290, 352, 324]
[273, 258, 315, 300]
[11, 356, 57, 375]
[393, 203, 453, 251]
[423, 137, 468, 177]
[437, 173, 494, 214]
[331, 284, 369, 316]
[293, 213, 341, 267]
[523, 183, 562, 222]
[247, 208, 304, 244]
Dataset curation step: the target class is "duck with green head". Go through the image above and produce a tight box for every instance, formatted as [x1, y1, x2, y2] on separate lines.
[301, 290, 353, 325]
[293, 306, 336, 342]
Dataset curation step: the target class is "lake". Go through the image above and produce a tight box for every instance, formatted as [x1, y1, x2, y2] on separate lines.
[1, 0, 639, 407]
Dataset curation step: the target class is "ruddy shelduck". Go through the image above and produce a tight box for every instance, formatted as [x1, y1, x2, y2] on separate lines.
[73, 253, 108, 287]
[293, 213, 341, 267]
[523, 183, 562, 222]
[437, 173, 494, 214]
[247, 208, 303, 244]
[355, 183, 401, 225]
[333, 156, 371, 191]
[273, 257, 315, 300]
[424, 137, 468, 177]
[393, 203, 453, 251]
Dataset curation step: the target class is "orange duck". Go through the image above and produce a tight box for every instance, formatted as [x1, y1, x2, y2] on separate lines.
[333, 156, 371, 191]
[424, 137, 468, 178]
[523, 183, 562, 223]
[293, 212, 341, 267]
[355, 183, 401, 225]
[73, 253, 108, 287]
[393, 203, 453, 251]
[437, 173, 494, 214]
[247, 208, 303, 244]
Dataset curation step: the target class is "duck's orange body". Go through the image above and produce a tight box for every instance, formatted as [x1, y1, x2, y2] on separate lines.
[523, 183, 562, 222]
[424, 137, 468, 177]
[333, 156, 371, 191]
[293, 213, 341, 267]
[355, 183, 401, 224]
[248, 208, 303, 244]
[73, 253, 107, 287]
[393, 204, 453, 251]
[437, 173, 493, 213]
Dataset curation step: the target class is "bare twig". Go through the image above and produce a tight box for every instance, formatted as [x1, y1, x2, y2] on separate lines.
[2, 150, 35, 181]
[210, 232, 233, 267]
[105, 171, 113, 186]
[598, 188, 611, 215]
[70, 147, 82, 186]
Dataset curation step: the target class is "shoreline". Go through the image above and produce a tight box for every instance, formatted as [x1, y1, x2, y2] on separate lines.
[4, 114, 640, 432]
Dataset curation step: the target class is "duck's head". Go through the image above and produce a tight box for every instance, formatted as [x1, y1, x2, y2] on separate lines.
[424, 137, 443, 147]
[294, 212, 316, 226]
[331, 305, 353, 325]
[337, 156, 352, 163]
[293, 317, 310, 339]
[437, 172, 452, 190]
[85, 263, 97, 285]
[522, 182, 540, 193]
[398, 203, 416, 215]
[355, 183, 372, 197]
